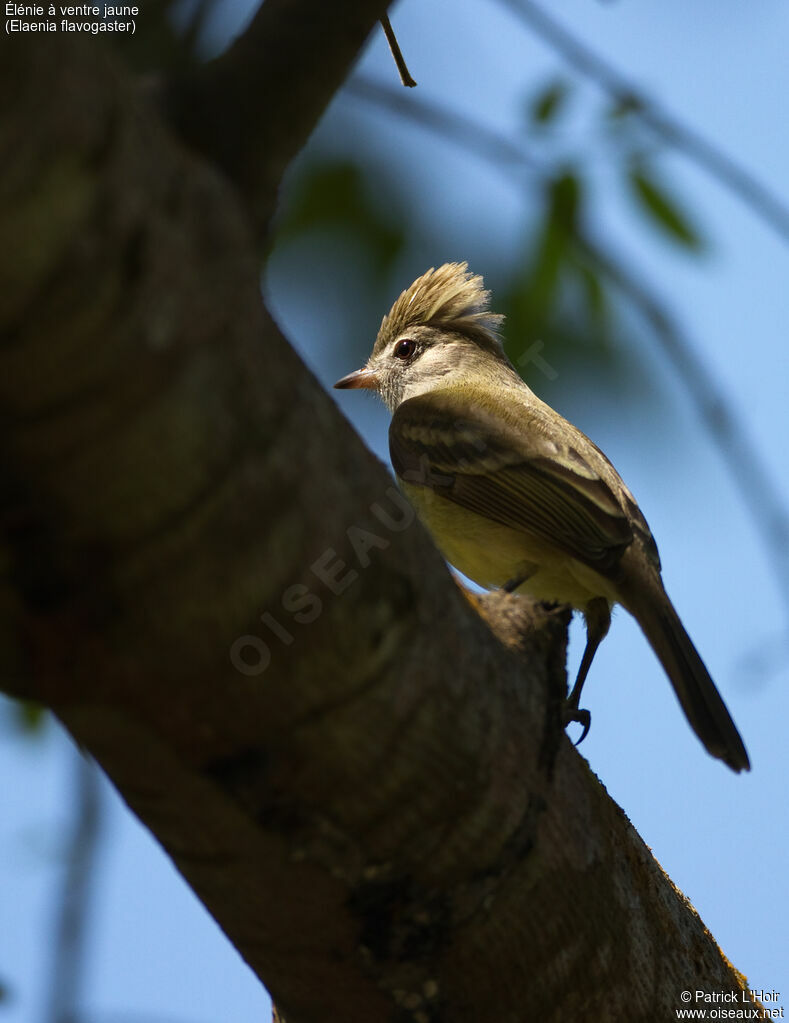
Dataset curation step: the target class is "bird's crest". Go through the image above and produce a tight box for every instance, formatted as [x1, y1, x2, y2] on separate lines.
[373, 262, 505, 357]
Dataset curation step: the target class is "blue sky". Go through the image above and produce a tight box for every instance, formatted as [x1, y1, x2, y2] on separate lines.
[3, 3, 788, 1020]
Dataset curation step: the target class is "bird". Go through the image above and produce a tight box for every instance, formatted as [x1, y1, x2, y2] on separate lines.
[334, 262, 749, 772]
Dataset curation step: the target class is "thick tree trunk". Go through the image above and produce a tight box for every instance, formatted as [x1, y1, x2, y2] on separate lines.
[0, 18, 764, 1023]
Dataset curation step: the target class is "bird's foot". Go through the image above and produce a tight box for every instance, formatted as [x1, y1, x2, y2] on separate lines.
[562, 704, 591, 746]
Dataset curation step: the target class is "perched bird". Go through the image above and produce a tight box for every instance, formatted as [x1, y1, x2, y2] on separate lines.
[335, 263, 749, 772]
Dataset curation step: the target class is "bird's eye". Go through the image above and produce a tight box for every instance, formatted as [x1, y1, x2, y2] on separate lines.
[394, 338, 416, 360]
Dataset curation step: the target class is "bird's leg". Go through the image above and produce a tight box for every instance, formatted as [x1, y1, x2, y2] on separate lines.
[564, 597, 612, 745]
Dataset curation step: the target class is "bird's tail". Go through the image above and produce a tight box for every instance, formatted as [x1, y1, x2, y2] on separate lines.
[622, 583, 750, 772]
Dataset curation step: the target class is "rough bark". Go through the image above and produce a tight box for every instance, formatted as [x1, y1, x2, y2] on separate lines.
[0, 15, 764, 1023]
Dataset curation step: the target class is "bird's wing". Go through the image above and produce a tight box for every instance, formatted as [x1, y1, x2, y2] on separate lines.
[390, 390, 649, 577]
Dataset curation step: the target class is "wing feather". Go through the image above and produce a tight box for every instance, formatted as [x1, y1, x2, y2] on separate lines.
[390, 391, 648, 577]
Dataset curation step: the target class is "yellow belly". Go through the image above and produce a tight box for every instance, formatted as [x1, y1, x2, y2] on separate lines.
[401, 481, 619, 609]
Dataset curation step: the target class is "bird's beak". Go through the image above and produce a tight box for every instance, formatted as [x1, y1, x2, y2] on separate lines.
[333, 366, 380, 391]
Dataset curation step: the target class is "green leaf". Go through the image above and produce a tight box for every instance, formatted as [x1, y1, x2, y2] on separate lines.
[627, 167, 704, 250]
[273, 159, 405, 272]
[15, 700, 47, 733]
[528, 79, 570, 126]
[531, 216, 565, 315]
[606, 91, 645, 121]
[548, 170, 583, 232]
[576, 262, 608, 329]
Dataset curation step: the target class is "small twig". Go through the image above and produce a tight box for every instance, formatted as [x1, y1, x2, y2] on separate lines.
[44, 748, 104, 1023]
[380, 15, 417, 88]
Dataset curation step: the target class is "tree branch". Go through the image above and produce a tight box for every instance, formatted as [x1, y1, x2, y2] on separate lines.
[163, 0, 391, 232]
[45, 750, 103, 1023]
[0, 33, 765, 1023]
[347, 75, 541, 170]
[574, 232, 789, 614]
[498, 0, 789, 245]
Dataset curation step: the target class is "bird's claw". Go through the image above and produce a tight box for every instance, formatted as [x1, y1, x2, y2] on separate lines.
[563, 705, 591, 746]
